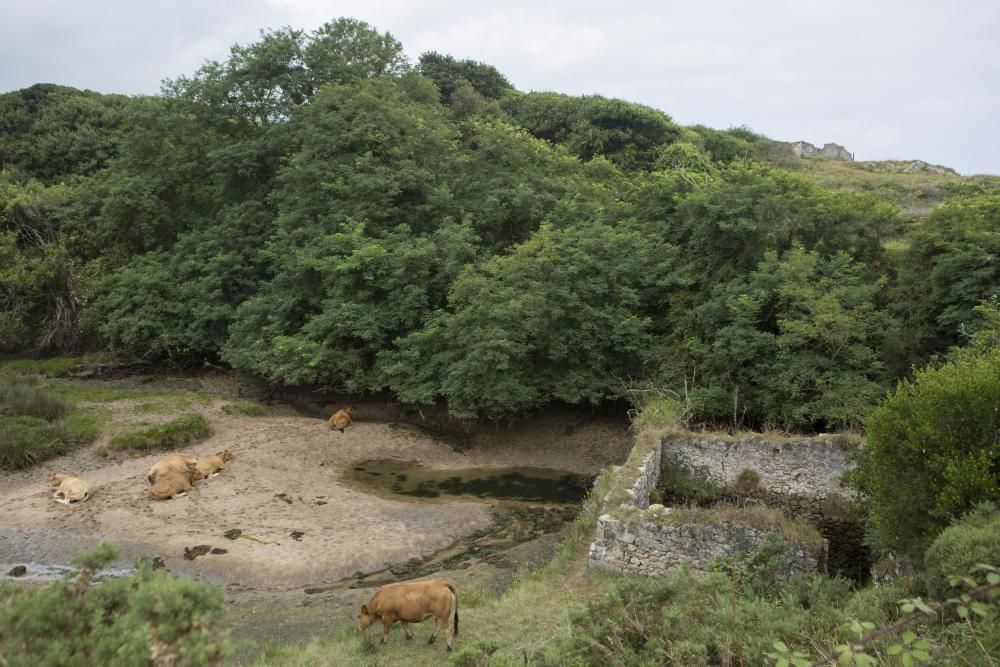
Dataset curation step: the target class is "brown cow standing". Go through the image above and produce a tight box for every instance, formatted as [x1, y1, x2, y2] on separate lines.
[359, 580, 459, 651]
[329, 404, 355, 433]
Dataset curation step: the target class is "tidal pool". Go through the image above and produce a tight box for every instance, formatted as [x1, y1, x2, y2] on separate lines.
[344, 459, 592, 503]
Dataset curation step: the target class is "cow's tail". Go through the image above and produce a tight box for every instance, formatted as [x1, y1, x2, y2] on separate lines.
[447, 583, 459, 637]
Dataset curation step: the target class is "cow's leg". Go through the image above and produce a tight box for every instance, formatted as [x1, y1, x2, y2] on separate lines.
[403, 622, 413, 640]
[381, 615, 395, 644]
[444, 615, 454, 651]
[428, 617, 443, 645]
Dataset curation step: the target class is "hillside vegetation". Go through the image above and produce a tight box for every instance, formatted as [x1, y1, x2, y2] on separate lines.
[3, 18, 999, 433]
[2, 16, 999, 667]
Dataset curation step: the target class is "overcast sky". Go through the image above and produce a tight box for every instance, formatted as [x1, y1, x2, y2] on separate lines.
[2, 0, 999, 175]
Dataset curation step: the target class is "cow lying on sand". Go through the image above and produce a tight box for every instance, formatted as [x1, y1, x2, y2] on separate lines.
[148, 467, 203, 501]
[195, 449, 234, 478]
[147, 453, 198, 485]
[359, 580, 458, 651]
[49, 473, 92, 504]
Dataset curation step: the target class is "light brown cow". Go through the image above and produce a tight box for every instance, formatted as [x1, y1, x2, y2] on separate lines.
[48, 473, 92, 504]
[359, 579, 458, 651]
[329, 404, 355, 433]
[147, 453, 198, 485]
[195, 449, 234, 478]
[148, 467, 203, 501]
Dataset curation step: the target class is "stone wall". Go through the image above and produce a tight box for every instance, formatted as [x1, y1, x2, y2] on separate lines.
[589, 513, 822, 577]
[660, 434, 856, 520]
[588, 433, 828, 577]
[623, 439, 661, 510]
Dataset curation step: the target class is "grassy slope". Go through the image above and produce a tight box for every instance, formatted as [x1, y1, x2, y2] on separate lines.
[254, 473, 619, 667]
[781, 157, 1000, 217]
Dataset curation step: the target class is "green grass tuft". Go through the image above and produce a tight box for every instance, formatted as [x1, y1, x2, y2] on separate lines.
[0, 355, 106, 378]
[108, 413, 212, 454]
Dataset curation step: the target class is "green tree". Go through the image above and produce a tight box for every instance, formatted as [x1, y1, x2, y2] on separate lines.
[892, 195, 1000, 364]
[380, 222, 652, 418]
[853, 346, 1000, 559]
[686, 249, 892, 428]
[418, 51, 513, 105]
[502, 91, 681, 171]
[0, 84, 130, 182]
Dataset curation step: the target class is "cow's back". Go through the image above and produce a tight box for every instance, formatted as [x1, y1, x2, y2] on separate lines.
[370, 580, 454, 621]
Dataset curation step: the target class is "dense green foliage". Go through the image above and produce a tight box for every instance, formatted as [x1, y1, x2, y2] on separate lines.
[924, 503, 1000, 599]
[853, 345, 1000, 559]
[1, 16, 998, 433]
[536, 557, 998, 666]
[0, 543, 235, 666]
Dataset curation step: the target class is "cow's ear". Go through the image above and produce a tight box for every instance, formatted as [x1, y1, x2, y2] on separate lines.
[361, 604, 368, 615]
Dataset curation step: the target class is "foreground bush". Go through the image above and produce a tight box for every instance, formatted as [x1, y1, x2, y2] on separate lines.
[0, 542, 235, 666]
[924, 503, 1000, 599]
[109, 413, 212, 453]
[853, 346, 1000, 559]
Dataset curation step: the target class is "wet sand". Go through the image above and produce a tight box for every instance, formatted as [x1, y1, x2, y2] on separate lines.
[0, 399, 630, 592]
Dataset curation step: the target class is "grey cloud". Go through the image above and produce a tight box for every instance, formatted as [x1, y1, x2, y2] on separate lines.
[1, 0, 997, 173]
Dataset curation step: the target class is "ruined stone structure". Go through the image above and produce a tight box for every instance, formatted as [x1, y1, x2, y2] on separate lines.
[587, 433, 835, 577]
[660, 434, 857, 521]
[786, 141, 854, 161]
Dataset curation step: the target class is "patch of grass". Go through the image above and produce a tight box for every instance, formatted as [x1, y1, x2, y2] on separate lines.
[222, 400, 266, 416]
[630, 396, 686, 432]
[108, 413, 212, 454]
[0, 380, 68, 420]
[0, 354, 106, 378]
[0, 415, 69, 470]
[45, 383, 205, 405]
[602, 429, 660, 510]
[647, 504, 825, 551]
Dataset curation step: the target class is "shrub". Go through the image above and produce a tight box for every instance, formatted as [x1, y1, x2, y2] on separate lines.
[0, 379, 68, 420]
[109, 413, 212, 453]
[734, 468, 761, 495]
[924, 503, 1000, 599]
[657, 469, 724, 506]
[0, 379, 93, 469]
[0, 415, 67, 469]
[221, 400, 266, 416]
[853, 347, 1000, 559]
[0, 542, 236, 665]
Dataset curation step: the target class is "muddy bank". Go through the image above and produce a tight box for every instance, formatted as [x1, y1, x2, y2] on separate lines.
[0, 389, 630, 592]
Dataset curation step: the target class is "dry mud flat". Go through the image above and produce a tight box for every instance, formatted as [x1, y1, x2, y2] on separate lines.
[0, 401, 630, 593]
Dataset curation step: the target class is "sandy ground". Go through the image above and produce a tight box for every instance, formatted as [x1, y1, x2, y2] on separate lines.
[0, 399, 631, 592]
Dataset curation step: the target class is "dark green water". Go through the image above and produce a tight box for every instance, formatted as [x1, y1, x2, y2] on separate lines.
[344, 459, 592, 503]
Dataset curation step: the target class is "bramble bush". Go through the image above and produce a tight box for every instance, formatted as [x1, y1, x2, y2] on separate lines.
[0, 542, 236, 666]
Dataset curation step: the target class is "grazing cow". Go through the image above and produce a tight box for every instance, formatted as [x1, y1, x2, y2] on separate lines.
[48, 473, 92, 504]
[329, 404, 356, 433]
[359, 580, 458, 651]
[195, 449, 235, 478]
[148, 467, 203, 501]
[147, 453, 198, 485]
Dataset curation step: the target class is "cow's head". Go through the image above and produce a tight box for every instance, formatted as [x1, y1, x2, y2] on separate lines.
[359, 604, 377, 629]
